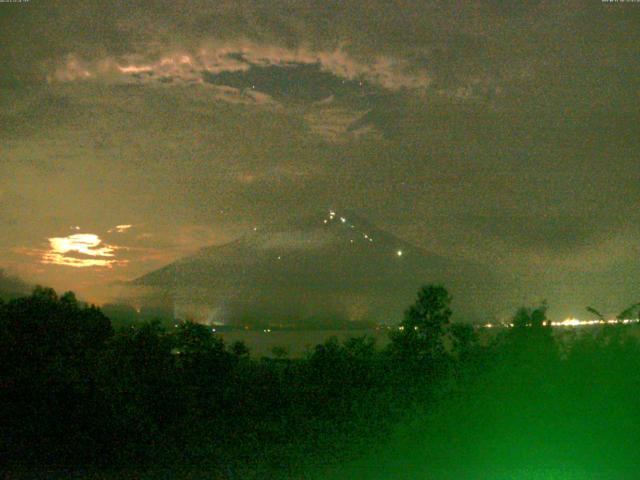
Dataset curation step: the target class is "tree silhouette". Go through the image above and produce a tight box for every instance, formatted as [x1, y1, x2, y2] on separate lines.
[0, 286, 114, 463]
[503, 301, 558, 374]
[449, 322, 478, 362]
[271, 345, 288, 359]
[512, 302, 548, 329]
[11, 281, 640, 478]
[389, 285, 452, 363]
[616, 302, 640, 320]
[586, 306, 605, 321]
[231, 340, 250, 358]
[585, 302, 640, 321]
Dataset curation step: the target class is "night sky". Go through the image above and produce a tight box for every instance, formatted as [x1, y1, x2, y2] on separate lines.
[1, 1, 639, 319]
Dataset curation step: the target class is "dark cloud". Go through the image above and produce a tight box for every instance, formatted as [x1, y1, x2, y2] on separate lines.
[202, 62, 377, 103]
[460, 214, 614, 254]
[1, 0, 639, 318]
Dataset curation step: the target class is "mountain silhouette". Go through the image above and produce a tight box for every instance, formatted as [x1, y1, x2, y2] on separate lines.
[131, 210, 498, 325]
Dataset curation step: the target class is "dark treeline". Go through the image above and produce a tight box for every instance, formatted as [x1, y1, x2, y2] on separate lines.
[2, 285, 640, 478]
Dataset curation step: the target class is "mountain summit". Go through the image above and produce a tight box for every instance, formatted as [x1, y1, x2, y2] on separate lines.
[131, 210, 497, 325]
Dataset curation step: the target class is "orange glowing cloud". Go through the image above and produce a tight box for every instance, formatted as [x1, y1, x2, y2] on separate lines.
[42, 234, 124, 268]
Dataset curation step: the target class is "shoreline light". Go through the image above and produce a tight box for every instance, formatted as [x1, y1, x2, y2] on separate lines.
[479, 318, 640, 329]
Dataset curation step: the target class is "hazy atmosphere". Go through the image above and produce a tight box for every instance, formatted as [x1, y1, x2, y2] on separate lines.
[2, 1, 639, 320]
[3, 2, 640, 479]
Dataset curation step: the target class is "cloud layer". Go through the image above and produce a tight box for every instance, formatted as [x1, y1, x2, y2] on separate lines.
[1, 0, 639, 317]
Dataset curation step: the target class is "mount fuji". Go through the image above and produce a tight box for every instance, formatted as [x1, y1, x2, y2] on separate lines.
[131, 210, 499, 326]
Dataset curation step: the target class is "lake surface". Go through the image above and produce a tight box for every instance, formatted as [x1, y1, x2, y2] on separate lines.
[216, 329, 391, 357]
[216, 323, 640, 357]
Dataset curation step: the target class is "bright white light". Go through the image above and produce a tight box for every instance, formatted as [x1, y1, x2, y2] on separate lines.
[562, 318, 582, 327]
[340, 217, 346, 223]
[397, 250, 403, 256]
[42, 233, 123, 268]
[48, 234, 114, 257]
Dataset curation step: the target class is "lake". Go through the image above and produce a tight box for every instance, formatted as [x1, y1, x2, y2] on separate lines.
[215, 329, 391, 357]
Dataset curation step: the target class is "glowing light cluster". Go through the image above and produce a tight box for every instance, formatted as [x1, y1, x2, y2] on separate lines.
[480, 318, 640, 329]
[555, 318, 582, 327]
[324, 210, 407, 256]
[550, 318, 640, 327]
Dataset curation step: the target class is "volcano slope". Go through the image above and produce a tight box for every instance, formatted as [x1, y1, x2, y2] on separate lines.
[131, 210, 499, 326]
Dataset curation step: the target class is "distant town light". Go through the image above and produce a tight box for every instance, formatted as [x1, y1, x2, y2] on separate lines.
[478, 317, 640, 329]
[397, 250, 403, 256]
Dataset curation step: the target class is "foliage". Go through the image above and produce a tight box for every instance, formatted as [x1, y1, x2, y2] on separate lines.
[3, 285, 640, 479]
[388, 284, 452, 371]
[512, 301, 548, 329]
